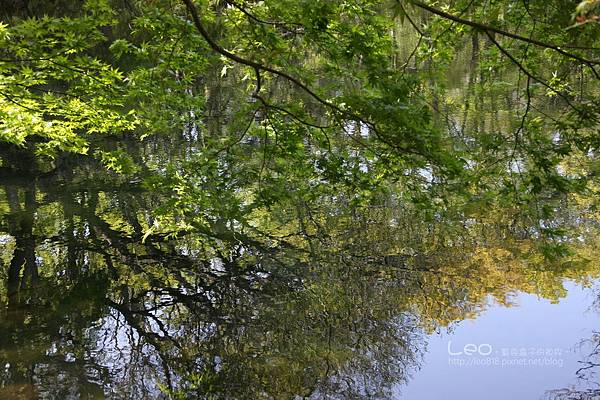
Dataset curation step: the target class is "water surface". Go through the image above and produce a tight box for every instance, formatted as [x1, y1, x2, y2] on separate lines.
[0, 144, 599, 400]
[400, 281, 600, 399]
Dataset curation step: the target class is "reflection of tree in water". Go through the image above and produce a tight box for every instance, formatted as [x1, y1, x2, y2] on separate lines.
[1, 142, 600, 399]
[544, 300, 600, 400]
[0, 146, 428, 399]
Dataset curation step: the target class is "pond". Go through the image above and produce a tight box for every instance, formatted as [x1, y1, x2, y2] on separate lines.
[400, 281, 600, 399]
[1, 2, 600, 398]
[0, 152, 599, 399]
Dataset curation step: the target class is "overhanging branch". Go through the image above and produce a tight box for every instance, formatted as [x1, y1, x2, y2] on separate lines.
[181, 0, 425, 157]
[181, 0, 366, 125]
[410, 0, 600, 69]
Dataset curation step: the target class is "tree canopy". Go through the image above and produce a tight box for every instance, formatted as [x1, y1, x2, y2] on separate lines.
[1, 1, 599, 241]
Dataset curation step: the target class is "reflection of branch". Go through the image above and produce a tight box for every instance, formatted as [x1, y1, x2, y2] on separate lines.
[106, 299, 183, 357]
[512, 16, 535, 155]
[575, 359, 600, 378]
[544, 388, 600, 400]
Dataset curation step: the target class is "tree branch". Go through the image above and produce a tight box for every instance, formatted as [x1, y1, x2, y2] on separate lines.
[181, 0, 425, 158]
[225, 0, 303, 29]
[484, 31, 586, 116]
[410, 0, 600, 68]
[182, 0, 365, 123]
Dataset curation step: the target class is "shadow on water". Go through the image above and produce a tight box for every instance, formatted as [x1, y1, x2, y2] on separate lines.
[1, 141, 600, 399]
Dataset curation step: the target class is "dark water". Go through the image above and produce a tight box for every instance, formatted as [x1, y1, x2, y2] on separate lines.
[1, 141, 599, 400]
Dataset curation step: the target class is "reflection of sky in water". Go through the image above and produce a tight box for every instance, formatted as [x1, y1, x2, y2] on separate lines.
[398, 281, 600, 399]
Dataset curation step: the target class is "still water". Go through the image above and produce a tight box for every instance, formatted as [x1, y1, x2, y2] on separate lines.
[1, 145, 599, 399]
[400, 281, 600, 399]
